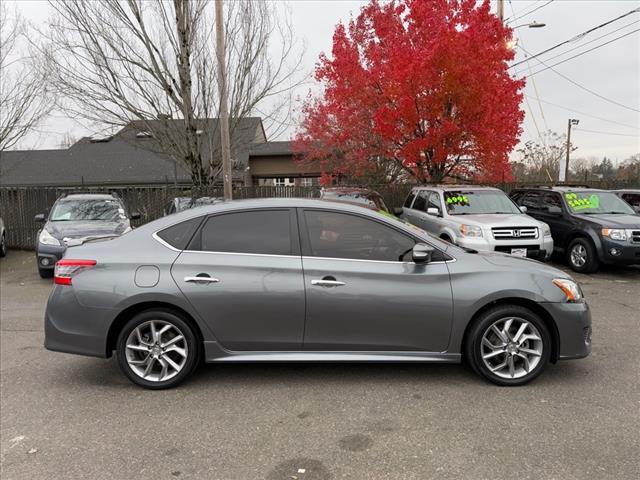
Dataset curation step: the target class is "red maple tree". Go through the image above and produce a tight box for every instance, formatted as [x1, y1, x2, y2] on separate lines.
[294, 0, 525, 184]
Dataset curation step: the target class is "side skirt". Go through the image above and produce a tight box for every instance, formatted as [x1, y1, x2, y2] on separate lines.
[204, 342, 461, 364]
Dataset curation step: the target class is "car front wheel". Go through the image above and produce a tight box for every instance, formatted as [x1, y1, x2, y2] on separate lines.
[116, 310, 199, 389]
[465, 305, 551, 386]
[567, 238, 599, 273]
[0, 233, 6, 257]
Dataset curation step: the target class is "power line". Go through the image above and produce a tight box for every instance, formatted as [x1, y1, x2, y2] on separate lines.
[573, 128, 640, 137]
[526, 95, 640, 131]
[510, 7, 640, 69]
[505, 0, 544, 22]
[507, 0, 554, 25]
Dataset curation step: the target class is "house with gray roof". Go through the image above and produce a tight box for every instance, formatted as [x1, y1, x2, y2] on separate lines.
[0, 118, 320, 187]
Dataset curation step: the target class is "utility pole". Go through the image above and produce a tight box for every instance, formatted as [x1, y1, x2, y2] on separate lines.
[497, 0, 504, 21]
[560, 118, 579, 183]
[215, 0, 232, 200]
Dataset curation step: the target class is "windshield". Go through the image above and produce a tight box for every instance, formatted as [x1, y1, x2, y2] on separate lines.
[444, 190, 520, 215]
[564, 191, 635, 215]
[50, 199, 126, 221]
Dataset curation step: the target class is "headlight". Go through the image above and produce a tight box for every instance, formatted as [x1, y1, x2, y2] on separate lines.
[39, 229, 61, 246]
[542, 224, 552, 237]
[552, 278, 584, 303]
[459, 224, 483, 237]
[601, 228, 627, 241]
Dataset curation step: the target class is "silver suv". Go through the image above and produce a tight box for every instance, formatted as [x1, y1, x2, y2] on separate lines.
[399, 185, 553, 260]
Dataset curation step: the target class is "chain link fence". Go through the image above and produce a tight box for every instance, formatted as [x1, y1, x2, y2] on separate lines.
[0, 180, 636, 250]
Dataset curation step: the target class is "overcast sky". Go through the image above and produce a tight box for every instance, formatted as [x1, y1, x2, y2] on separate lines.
[6, 0, 640, 163]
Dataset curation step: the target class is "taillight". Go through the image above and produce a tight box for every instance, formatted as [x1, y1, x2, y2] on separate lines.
[54, 259, 97, 285]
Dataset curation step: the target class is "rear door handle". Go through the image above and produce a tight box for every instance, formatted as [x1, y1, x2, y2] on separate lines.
[311, 279, 346, 287]
[184, 276, 220, 284]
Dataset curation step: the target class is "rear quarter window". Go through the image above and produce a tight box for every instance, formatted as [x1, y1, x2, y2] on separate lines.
[156, 217, 203, 250]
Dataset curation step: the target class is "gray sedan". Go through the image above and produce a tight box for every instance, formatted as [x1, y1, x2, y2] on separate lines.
[44, 199, 591, 389]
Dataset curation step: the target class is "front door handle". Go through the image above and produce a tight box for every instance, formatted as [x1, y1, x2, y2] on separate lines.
[184, 275, 220, 284]
[311, 278, 346, 287]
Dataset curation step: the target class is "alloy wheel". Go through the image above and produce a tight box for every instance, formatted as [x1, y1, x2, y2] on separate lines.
[480, 317, 543, 379]
[125, 320, 189, 382]
[570, 244, 587, 268]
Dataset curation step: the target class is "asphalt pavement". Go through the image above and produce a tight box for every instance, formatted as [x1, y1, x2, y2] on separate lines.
[1, 250, 639, 479]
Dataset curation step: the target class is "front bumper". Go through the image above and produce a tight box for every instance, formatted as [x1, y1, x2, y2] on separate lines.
[541, 301, 592, 360]
[599, 238, 640, 265]
[36, 243, 66, 270]
[457, 235, 554, 261]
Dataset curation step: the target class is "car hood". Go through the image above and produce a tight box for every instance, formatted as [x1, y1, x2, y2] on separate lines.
[572, 213, 640, 228]
[479, 250, 570, 278]
[448, 213, 542, 228]
[46, 220, 129, 240]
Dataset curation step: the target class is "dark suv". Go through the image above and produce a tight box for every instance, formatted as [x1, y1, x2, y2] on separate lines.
[35, 193, 140, 278]
[510, 186, 640, 273]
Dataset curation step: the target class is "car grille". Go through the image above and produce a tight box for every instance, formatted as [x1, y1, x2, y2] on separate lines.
[492, 227, 538, 240]
[631, 230, 640, 244]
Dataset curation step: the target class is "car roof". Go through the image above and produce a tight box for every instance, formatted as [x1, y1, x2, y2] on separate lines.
[412, 185, 501, 192]
[57, 193, 119, 201]
[512, 186, 609, 193]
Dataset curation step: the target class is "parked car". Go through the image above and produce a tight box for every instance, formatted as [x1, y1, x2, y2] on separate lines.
[44, 198, 591, 389]
[0, 216, 6, 258]
[510, 186, 640, 273]
[164, 196, 224, 215]
[612, 189, 640, 213]
[35, 193, 140, 278]
[319, 187, 391, 214]
[396, 185, 553, 260]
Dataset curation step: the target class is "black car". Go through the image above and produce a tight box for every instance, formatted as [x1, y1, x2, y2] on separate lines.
[510, 186, 640, 273]
[163, 196, 223, 215]
[35, 193, 140, 278]
[612, 189, 640, 213]
[319, 187, 391, 214]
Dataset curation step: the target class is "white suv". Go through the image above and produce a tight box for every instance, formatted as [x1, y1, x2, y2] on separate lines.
[398, 185, 554, 260]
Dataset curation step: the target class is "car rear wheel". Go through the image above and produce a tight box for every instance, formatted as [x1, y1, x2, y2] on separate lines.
[465, 305, 551, 386]
[116, 310, 199, 389]
[567, 238, 599, 273]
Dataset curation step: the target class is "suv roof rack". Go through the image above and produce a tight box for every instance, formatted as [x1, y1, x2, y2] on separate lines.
[57, 190, 121, 199]
[523, 184, 592, 190]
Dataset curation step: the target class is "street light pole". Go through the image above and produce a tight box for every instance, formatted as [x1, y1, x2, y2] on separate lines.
[560, 118, 579, 183]
[215, 0, 233, 200]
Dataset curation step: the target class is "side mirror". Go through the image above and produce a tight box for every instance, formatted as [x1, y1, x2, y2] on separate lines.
[426, 207, 440, 217]
[412, 243, 434, 264]
[519, 206, 528, 213]
[34, 213, 46, 223]
[547, 206, 562, 215]
[130, 212, 141, 220]
[393, 207, 403, 216]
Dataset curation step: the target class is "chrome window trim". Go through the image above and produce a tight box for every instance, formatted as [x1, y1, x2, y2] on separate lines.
[152, 231, 182, 252]
[302, 255, 455, 265]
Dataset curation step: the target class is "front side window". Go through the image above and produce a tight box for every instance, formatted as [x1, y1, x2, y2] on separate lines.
[543, 193, 562, 209]
[195, 210, 291, 255]
[304, 210, 415, 262]
[412, 191, 428, 211]
[50, 199, 126, 221]
[428, 192, 442, 211]
[621, 193, 640, 207]
[403, 191, 416, 208]
[444, 190, 521, 215]
[522, 192, 542, 211]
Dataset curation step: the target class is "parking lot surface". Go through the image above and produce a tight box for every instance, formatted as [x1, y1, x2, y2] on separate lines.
[1, 250, 639, 479]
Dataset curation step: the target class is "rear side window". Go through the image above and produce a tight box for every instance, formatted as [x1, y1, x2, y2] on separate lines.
[404, 191, 416, 208]
[157, 217, 202, 250]
[195, 210, 291, 255]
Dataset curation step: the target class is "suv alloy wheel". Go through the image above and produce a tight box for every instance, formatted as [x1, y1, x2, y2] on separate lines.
[567, 237, 599, 273]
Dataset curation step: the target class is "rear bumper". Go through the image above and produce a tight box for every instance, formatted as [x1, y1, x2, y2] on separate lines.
[44, 285, 113, 358]
[541, 301, 592, 360]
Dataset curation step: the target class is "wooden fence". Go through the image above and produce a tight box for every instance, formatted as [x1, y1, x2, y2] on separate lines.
[0, 180, 636, 249]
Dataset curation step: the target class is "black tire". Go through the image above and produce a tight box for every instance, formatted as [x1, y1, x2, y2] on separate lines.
[38, 267, 53, 278]
[567, 237, 599, 273]
[116, 309, 200, 389]
[465, 305, 551, 386]
[0, 233, 6, 257]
